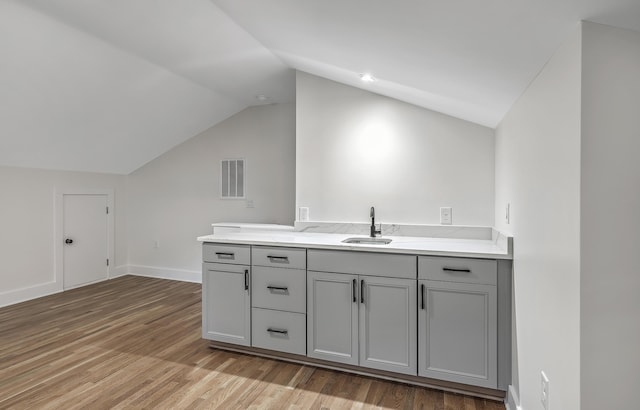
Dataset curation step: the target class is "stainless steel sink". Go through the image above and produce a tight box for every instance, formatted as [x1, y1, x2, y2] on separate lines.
[342, 237, 393, 245]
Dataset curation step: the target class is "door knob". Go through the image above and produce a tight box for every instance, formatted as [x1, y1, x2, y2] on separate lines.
[65, 238, 73, 244]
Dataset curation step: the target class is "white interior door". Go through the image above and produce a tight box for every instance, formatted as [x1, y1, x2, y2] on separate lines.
[63, 194, 109, 289]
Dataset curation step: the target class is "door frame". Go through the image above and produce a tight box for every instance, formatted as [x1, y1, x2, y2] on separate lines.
[54, 189, 115, 290]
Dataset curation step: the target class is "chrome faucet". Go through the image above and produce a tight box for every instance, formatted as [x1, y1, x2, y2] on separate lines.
[370, 206, 382, 238]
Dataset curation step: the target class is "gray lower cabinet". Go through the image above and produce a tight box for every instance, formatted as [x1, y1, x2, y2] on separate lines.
[307, 250, 417, 375]
[418, 256, 498, 388]
[307, 270, 358, 365]
[202, 243, 251, 346]
[202, 243, 510, 392]
[359, 275, 417, 375]
[202, 261, 251, 346]
[251, 246, 307, 355]
[251, 308, 306, 355]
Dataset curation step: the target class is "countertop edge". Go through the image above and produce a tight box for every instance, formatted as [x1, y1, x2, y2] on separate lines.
[197, 235, 513, 260]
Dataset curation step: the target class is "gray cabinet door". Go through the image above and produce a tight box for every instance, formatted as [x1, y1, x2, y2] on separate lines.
[418, 280, 497, 388]
[307, 270, 358, 365]
[202, 263, 251, 346]
[359, 275, 417, 375]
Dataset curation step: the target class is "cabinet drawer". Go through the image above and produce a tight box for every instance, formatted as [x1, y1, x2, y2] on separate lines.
[252, 246, 306, 269]
[308, 250, 416, 279]
[203, 243, 250, 265]
[252, 266, 306, 313]
[251, 308, 306, 355]
[418, 256, 496, 285]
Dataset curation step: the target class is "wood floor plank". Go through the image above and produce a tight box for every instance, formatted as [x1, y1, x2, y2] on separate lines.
[0, 275, 506, 410]
[444, 393, 466, 410]
[413, 384, 438, 410]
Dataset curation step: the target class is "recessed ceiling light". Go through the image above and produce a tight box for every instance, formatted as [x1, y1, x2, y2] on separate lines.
[359, 73, 377, 83]
[255, 94, 270, 102]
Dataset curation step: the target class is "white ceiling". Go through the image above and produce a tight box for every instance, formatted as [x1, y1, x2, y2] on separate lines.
[2, 0, 640, 174]
[213, 0, 640, 127]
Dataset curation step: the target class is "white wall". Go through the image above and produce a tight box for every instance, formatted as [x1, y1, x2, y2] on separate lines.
[296, 72, 495, 226]
[0, 0, 243, 174]
[0, 166, 127, 307]
[126, 103, 295, 281]
[580, 22, 640, 410]
[494, 26, 582, 410]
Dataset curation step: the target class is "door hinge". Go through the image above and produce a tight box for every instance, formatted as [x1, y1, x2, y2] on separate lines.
[106, 259, 109, 266]
[106, 206, 109, 214]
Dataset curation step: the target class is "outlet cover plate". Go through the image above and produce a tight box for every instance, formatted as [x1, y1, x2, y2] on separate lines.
[299, 207, 309, 222]
[541, 371, 549, 410]
[440, 207, 452, 225]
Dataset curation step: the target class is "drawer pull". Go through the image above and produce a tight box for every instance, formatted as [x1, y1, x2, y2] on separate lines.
[244, 269, 249, 290]
[442, 267, 471, 273]
[267, 255, 289, 262]
[267, 285, 289, 292]
[215, 252, 235, 259]
[352, 279, 357, 303]
[267, 327, 288, 335]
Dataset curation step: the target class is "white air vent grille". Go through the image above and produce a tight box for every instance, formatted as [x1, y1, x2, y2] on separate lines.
[221, 159, 245, 199]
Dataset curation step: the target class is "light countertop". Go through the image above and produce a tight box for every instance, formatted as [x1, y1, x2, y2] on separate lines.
[210, 222, 294, 232]
[198, 229, 512, 260]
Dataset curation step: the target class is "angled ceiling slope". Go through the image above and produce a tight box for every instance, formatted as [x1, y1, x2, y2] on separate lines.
[0, 0, 293, 174]
[213, 0, 640, 128]
[3, 0, 640, 174]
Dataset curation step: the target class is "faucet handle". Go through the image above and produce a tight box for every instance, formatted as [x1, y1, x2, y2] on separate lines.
[370, 206, 375, 218]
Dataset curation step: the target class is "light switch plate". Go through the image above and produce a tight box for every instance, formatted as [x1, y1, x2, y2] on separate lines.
[440, 207, 452, 225]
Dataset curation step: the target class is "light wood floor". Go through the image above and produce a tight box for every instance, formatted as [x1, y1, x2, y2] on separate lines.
[0, 276, 506, 410]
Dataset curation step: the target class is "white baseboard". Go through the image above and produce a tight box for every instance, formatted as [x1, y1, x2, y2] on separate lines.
[505, 385, 522, 410]
[0, 280, 62, 309]
[125, 264, 201, 283]
[111, 265, 130, 278]
[0, 265, 199, 309]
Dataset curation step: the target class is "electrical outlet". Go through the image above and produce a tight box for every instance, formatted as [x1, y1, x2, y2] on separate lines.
[299, 207, 309, 222]
[541, 371, 550, 410]
[246, 199, 254, 208]
[440, 207, 452, 225]
[153, 240, 160, 249]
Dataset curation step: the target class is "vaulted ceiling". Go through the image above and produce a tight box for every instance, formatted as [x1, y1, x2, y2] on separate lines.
[2, 0, 639, 174]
